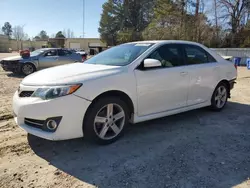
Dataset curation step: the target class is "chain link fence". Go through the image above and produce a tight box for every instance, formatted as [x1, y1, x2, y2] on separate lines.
[212, 48, 250, 65]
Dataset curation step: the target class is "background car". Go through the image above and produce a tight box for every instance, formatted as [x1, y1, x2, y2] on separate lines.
[75, 50, 88, 61]
[0, 48, 82, 75]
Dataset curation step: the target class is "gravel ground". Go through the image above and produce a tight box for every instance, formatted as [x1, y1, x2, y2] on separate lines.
[0, 53, 250, 188]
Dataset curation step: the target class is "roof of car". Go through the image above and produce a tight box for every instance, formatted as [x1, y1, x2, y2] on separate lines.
[39, 48, 72, 51]
[128, 40, 224, 62]
[129, 40, 203, 45]
[38, 48, 57, 51]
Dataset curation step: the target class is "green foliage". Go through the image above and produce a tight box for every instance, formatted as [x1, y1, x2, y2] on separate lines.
[143, 0, 214, 44]
[47, 42, 52, 48]
[99, 0, 250, 47]
[2, 22, 12, 38]
[239, 22, 250, 47]
[98, 0, 123, 46]
[55, 31, 65, 38]
[99, 0, 155, 45]
[34, 36, 41, 40]
[38, 30, 49, 40]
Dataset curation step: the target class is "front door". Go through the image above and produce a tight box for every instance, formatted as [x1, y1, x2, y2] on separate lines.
[38, 49, 59, 68]
[135, 44, 189, 116]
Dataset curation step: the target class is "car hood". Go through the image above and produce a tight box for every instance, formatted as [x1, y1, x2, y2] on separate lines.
[2, 56, 22, 61]
[21, 63, 122, 86]
[2, 55, 37, 61]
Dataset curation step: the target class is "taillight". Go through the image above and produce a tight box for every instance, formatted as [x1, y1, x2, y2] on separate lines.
[82, 55, 87, 62]
[234, 64, 237, 69]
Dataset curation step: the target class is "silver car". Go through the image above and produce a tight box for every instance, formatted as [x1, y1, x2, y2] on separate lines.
[0, 48, 82, 75]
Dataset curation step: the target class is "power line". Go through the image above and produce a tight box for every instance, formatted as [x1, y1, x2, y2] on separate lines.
[83, 0, 85, 38]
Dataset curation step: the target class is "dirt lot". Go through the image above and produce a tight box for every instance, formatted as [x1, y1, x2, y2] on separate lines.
[0, 53, 250, 188]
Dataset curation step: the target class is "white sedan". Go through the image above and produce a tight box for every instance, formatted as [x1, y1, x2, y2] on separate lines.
[13, 40, 237, 144]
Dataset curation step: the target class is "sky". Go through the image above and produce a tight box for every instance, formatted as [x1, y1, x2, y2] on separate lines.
[0, 0, 107, 38]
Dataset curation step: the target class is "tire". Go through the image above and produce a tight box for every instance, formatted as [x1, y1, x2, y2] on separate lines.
[83, 97, 129, 145]
[210, 82, 228, 111]
[21, 63, 36, 76]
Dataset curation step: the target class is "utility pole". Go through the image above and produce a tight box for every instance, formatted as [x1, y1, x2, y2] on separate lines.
[83, 0, 85, 38]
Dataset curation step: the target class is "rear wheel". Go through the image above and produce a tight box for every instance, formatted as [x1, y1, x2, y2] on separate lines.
[210, 83, 228, 111]
[21, 63, 36, 76]
[83, 97, 129, 145]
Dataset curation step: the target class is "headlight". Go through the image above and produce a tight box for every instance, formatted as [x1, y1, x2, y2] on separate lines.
[31, 84, 82, 100]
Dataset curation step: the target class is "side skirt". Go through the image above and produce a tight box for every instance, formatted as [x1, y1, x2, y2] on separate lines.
[131, 101, 211, 124]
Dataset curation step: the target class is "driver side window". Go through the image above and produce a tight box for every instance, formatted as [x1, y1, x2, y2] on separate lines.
[44, 50, 57, 57]
[147, 44, 183, 68]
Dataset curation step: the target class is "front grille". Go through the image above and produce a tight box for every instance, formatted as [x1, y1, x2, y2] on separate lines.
[19, 91, 34, 97]
[1, 60, 19, 67]
[24, 118, 45, 129]
[1, 60, 20, 72]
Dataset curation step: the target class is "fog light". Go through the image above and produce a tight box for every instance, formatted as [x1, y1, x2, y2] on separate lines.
[46, 120, 58, 130]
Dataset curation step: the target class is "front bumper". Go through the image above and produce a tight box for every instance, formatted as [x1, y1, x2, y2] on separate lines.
[13, 91, 91, 140]
[1, 60, 21, 72]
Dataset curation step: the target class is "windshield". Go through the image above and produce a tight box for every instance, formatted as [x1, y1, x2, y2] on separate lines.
[30, 49, 45, 56]
[85, 43, 154, 66]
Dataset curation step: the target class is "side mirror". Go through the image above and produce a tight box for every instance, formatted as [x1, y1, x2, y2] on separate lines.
[144, 58, 162, 68]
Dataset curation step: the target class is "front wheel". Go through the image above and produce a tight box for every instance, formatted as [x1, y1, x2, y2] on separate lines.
[21, 63, 36, 76]
[83, 97, 129, 145]
[210, 83, 228, 111]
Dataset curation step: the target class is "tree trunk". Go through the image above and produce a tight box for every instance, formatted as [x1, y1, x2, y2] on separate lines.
[214, 0, 219, 47]
[180, 0, 185, 39]
[195, 0, 200, 42]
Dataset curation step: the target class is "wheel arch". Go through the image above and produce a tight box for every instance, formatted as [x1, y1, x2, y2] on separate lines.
[84, 90, 135, 122]
[22, 61, 38, 70]
[94, 90, 134, 116]
[214, 79, 230, 98]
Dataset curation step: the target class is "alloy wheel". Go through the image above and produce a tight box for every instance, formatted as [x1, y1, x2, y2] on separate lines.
[93, 103, 125, 140]
[215, 85, 227, 108]
[22, 64, 34, 75]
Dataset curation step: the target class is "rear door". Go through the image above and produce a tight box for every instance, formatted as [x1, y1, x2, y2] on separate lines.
[57, 49, 75, 65]
[38, 49, 59, 68]
[183, 44, 220, 106]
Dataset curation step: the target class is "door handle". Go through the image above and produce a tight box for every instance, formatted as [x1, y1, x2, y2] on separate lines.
[180, 72, 188, 76]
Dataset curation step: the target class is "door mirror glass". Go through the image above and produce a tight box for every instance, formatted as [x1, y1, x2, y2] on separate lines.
[144, 58, 162, 68]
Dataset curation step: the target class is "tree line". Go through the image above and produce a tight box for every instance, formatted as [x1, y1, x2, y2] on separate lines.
[99, 0, 250, 48]
[1, 22, 76, 41]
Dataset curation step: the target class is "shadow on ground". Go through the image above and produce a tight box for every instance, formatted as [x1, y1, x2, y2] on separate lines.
[7, 73, 25, 78]
[28, 101, 250, 188]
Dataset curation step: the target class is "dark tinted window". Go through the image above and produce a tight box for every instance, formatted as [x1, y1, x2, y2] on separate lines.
[147, 44, 183, 67]
[65, 50, 72, 55]
[44, 50, 57, 56]
[58, 49, 72, 56]
[207, 52, 216, 62]
[184, 45, 216, 64]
